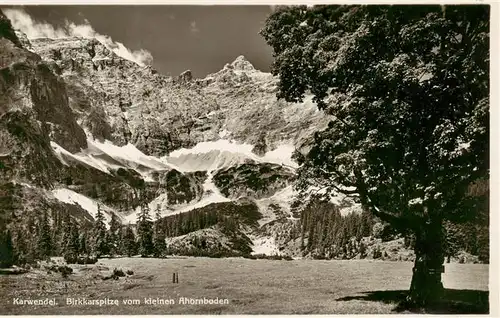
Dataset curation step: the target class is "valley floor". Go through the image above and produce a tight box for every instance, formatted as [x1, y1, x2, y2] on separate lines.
[0, 258, 489, 314]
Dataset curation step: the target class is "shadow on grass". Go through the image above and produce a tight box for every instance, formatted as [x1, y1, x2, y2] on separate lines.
[336, 289, 489, 314]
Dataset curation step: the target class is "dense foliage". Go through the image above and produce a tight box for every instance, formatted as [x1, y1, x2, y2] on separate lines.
[298, 197, 487, 262]
[300, 198, 373, 259]
[262, 4, 489, 227]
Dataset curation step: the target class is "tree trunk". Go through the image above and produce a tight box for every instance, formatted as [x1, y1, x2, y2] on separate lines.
[406, 218, 445, 307]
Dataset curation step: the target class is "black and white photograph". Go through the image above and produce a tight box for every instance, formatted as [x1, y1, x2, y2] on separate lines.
[0, 3, 492, 315]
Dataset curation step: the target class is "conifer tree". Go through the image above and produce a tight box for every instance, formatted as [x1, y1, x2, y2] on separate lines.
[69, 224, 80, 256]
[476, 227, 489, 264]
[137, 202, 153, 257]
[360, 210, 374, 238]
[0, 229, 14, 268]
[14, 229, 27, 265]
[51, 210, 64, 255]
[25, 215, 37, 263]
[153, 205, 166, 257]
[107, 213, 121, 257]
[79, 231, 88, 255]
[92, 204, 108, 257]
[115, 226, 123, 256]
[60, 213, 72, 256]
[37, 211, 53, 259]
[123, 224, 137, 257]
[443, 220, 461, 262]
[63, 222, 80, 263]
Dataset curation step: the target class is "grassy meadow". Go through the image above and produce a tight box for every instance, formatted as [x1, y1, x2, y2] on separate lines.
[0, 257, 489, 314]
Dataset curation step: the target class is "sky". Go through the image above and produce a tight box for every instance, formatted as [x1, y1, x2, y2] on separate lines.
[2, 6, 275, 77]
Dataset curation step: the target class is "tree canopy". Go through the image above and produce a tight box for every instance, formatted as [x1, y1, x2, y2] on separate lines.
[261, 5, 489, 229]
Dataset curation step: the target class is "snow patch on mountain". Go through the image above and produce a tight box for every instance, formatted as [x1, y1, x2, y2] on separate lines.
[51, 188, 117, 225]
[165, 151, 253, 172]
[218, 129, 230, 138]
[51, 141, 115, 175]
[261, 144, 298, 168]
[85, 138, 174, 174]
[168, 139, 256, 158]
[198, 172, 232, 205]
[174, 184, 230, 215]
[51, 138, 176, 181]
[164, 139, 297, 172]
[250, 235, 281, 255]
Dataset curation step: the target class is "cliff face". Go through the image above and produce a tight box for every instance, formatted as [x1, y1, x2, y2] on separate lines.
[0, 12, 86, 189]
[1, 11, 350, 256]
[0, 14, 171, 225]
[0, 11, 23, 48]
[28, 36, 329, 157]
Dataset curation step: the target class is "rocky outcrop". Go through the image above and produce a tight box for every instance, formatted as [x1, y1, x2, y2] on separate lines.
[213, 163, 296, 199]
[0, 11, 22, 48]
[0, 14, 167, 214]
[0, 111, 63, 188]
[178, 69, 193, 83]
[1, 61, 87, 152]
[231, 55, 256, 71]
[157, 169, 206, 205]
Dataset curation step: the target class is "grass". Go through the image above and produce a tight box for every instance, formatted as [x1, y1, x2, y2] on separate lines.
[0, 258, 489, 314]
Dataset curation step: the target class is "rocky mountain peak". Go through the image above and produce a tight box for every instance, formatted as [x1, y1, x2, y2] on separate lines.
[179, 69, 193, 82]
[230, 55, 255, 71]
[0, 10, 22, 47]
[14, 30, 33, 51]
[30, 37, 115, 63]
[201, 55, 267, 89]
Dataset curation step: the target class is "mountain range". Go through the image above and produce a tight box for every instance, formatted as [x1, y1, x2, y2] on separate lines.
[0, 10, 365, 257]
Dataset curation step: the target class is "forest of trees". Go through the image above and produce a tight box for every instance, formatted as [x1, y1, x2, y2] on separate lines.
[158, 201, 260, 257]
[0, 194, 488, 268]
[0, 200, 262, 267]
[300, 198, 374, 259]
[443, 220, 489, 264]
[0, 203, 164, 267]
[160, 205, 220, 238]
[298, 197, 488, 262]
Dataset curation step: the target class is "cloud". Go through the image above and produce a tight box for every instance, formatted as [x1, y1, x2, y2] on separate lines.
[3, 8, 153, 66]
[189, 21, 199, 34]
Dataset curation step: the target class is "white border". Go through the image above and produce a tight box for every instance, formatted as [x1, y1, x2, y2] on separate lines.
[0, 0, 496, 4]
[489, 2, 499, 317]
[0, 1, 498, 318]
